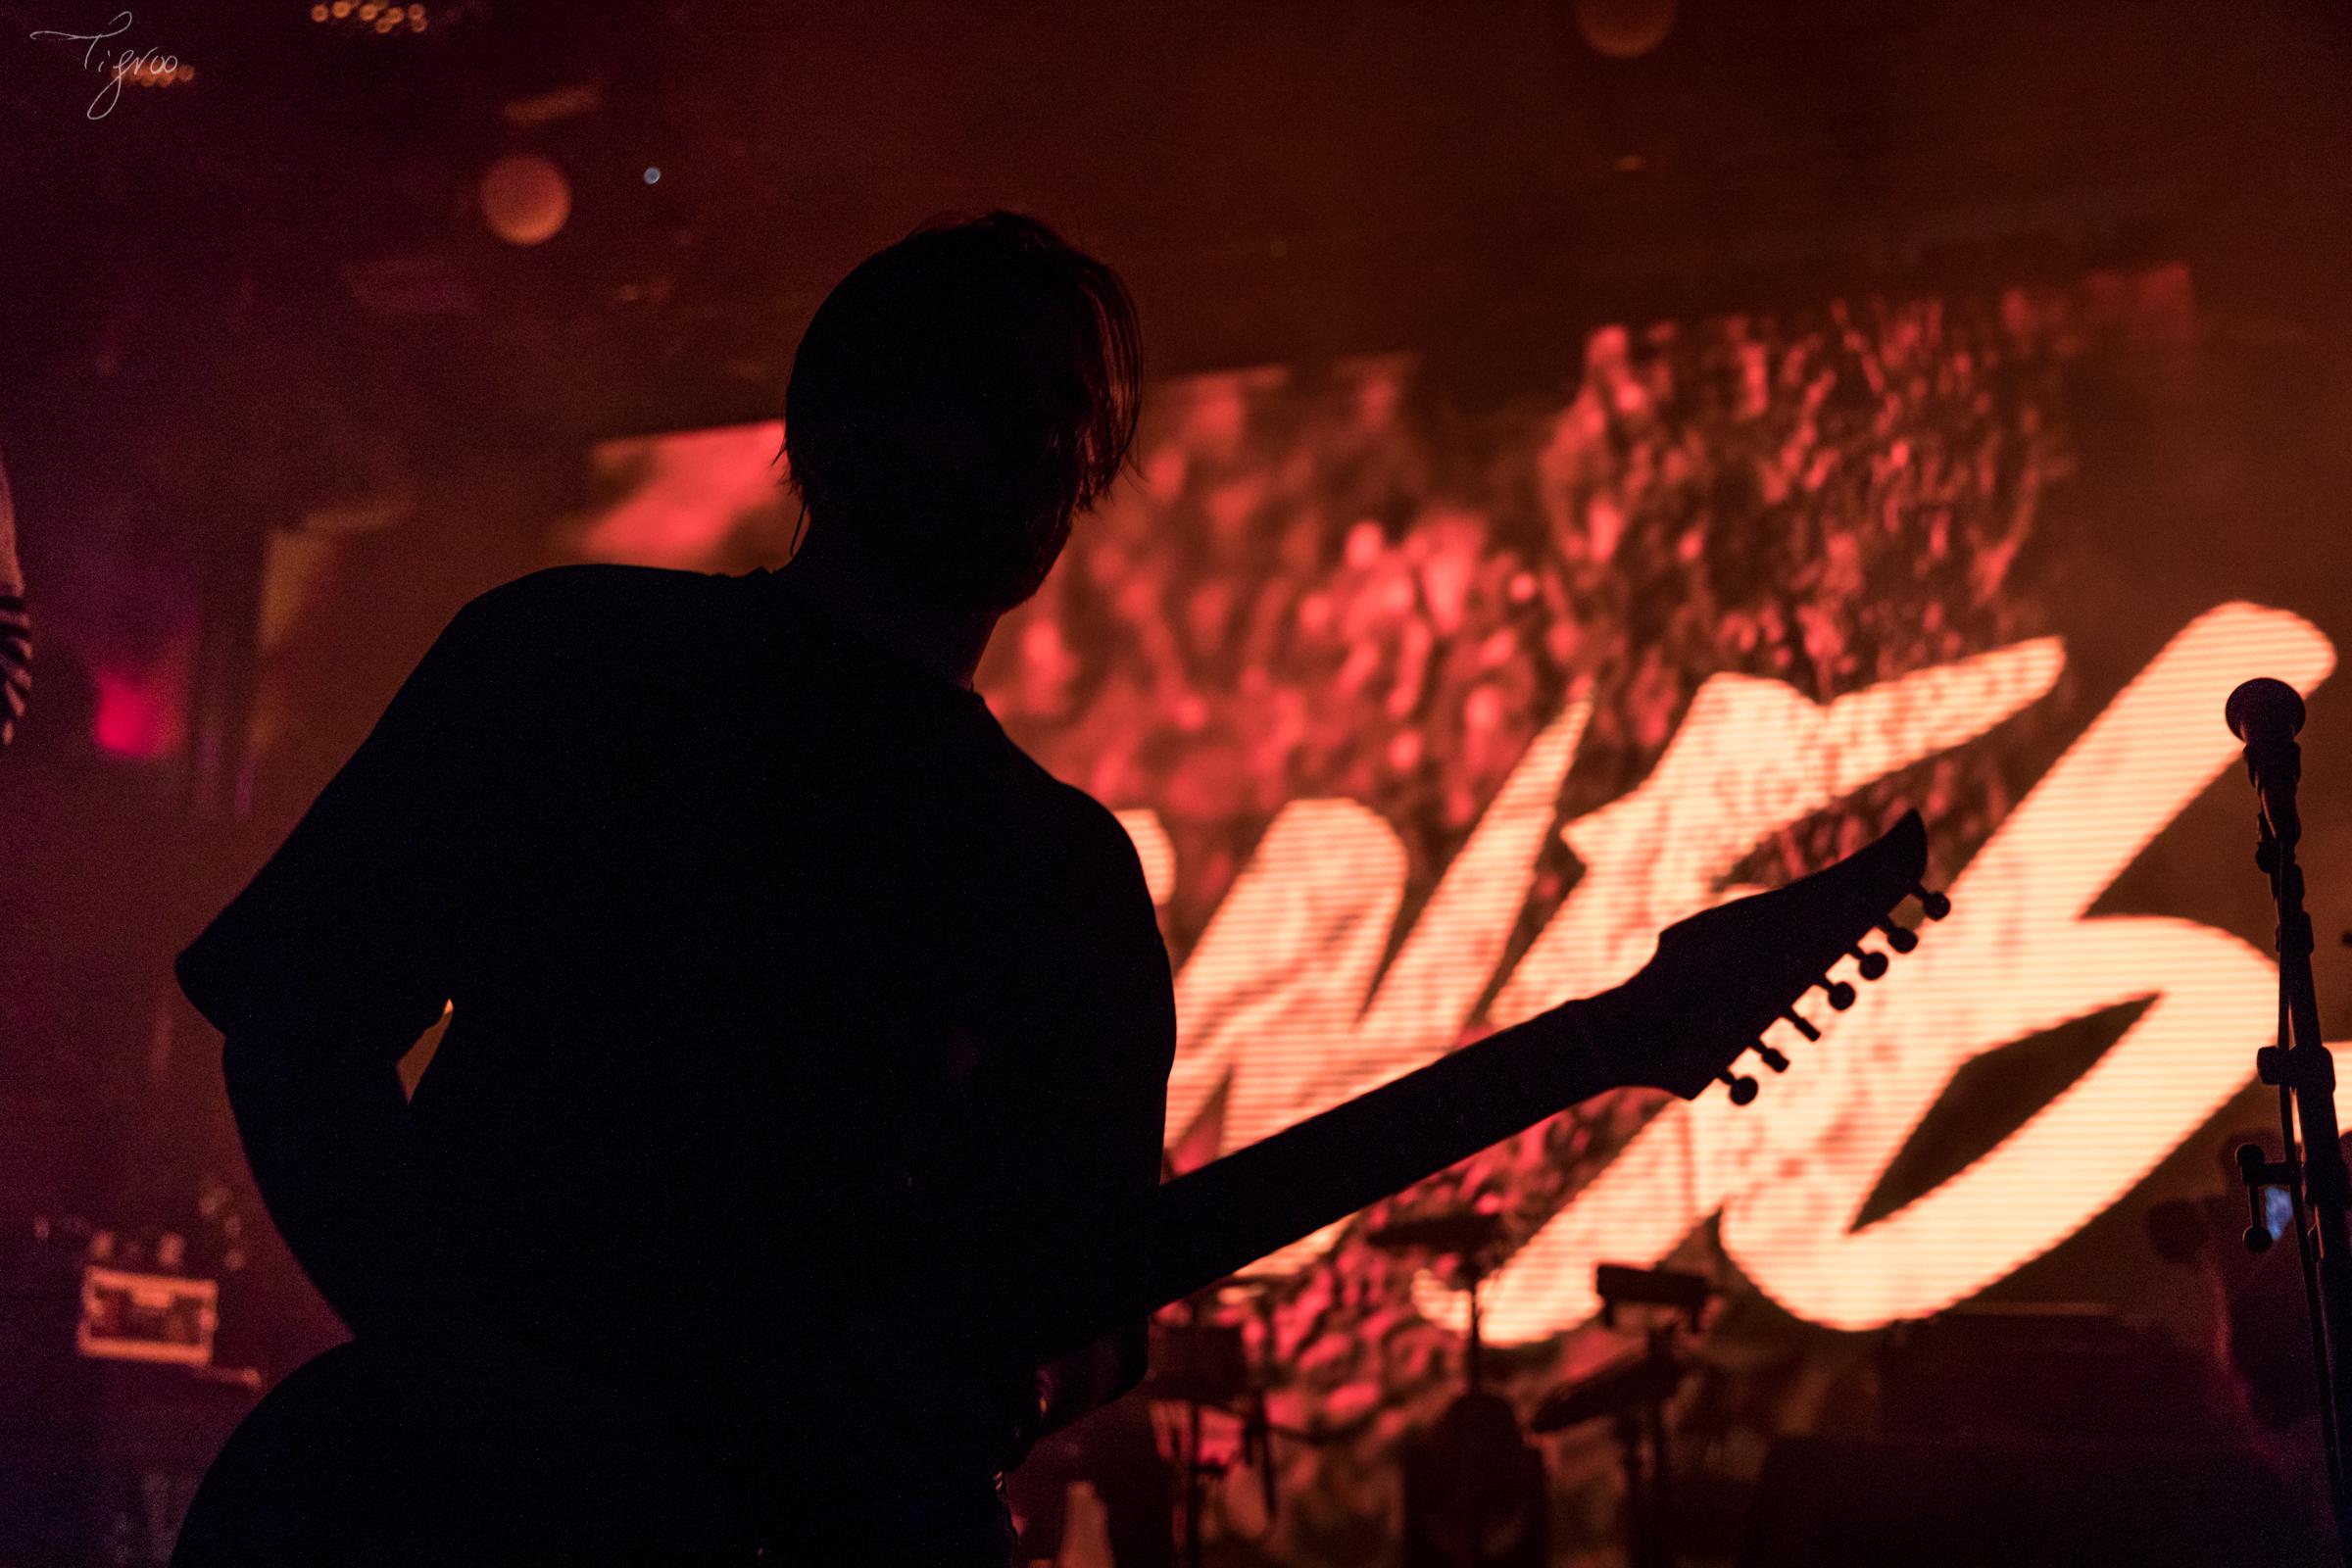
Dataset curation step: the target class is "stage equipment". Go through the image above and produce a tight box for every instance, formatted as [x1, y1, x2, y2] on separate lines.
[1372, 1209, 1507, 1390]
[1532, 1264, 1712, 1568]
[77, 1267, 219, 1368]
[2226, 676, 2352, 1561]
[173, 814, 1945, 1560]
[0, 1218, 258, 1564]
[1147, 1276, 1304, 1568]
[1147, 1318, 1250, 1410]
[1381, 1211, 1546, 1568]
[1157, 1306, 1240, 1568]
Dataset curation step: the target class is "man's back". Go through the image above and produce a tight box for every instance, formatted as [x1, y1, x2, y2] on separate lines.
[178, 212, 1162, 1565]
[178, 564, 1175, 1548]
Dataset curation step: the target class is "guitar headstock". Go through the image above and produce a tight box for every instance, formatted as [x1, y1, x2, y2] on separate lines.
[1597, 810, 1945, 1103]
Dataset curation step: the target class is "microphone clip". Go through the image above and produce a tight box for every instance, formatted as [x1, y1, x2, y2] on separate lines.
[2247, 735, 2304, 852]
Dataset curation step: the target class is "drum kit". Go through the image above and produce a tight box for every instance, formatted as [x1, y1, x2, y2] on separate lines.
[1138, 1207, 1717, 1568]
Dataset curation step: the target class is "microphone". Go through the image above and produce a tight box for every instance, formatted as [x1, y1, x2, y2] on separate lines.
[2227, 677, 2307, 847]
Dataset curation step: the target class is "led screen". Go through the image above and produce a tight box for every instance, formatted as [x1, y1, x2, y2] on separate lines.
[572, 264, 2327, 1556]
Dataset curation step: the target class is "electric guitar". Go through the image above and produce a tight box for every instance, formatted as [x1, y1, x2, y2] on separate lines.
[172, 810, 1941, 1564]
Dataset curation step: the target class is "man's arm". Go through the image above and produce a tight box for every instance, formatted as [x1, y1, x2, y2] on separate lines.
[1035, 1322, 1149, 1440]
[220, 1007, 463, 1341]
[1017, 795, 1177, 1439]
[179, 594, 504, 1340]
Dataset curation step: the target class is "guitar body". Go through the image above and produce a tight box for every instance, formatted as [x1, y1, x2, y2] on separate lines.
[172, 1342, 735, 1566]
[174, 1341, 1022, 1565]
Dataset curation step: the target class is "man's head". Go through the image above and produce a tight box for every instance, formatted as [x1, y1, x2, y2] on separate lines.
[783, 212, 1142, 617]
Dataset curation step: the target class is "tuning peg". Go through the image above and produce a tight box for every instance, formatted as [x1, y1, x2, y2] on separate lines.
[1780, 1007, 1822, 1042]
[1915, 885, 1951, 920]
[1756, 1044, 1790, 1073]
[1848, 944, 1889, 981]
[1819, 979, 1857, 1010]
[1874, 915, 1919, 955]
[1718, 1070, 1759, 1105]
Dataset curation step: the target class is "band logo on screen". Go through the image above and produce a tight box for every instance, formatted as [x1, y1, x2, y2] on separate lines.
[572, 267, 2251, 1357]
[1142, 603, 2332, 1338]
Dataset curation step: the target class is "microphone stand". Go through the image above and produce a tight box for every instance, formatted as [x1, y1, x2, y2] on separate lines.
[2230, 678, 2352, 1562]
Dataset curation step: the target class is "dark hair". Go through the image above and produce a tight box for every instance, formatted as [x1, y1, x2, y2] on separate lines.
[783, 212, 1143, 614]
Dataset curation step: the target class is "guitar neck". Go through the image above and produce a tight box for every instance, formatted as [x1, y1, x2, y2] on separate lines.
[1024, 992, 1620, 1364]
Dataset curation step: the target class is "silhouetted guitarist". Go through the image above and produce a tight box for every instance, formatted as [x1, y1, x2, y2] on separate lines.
[170, 211, 1940, 1566]
[177, 214, 1164, 1563]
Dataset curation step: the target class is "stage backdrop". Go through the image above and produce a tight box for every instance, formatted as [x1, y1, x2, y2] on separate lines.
[564, 263, 2352, 1560]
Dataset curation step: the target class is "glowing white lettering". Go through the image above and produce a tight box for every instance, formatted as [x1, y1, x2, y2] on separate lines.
[1141, 604, 2338, 1337]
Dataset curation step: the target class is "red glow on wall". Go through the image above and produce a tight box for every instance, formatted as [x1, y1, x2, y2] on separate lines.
[90, 663, 182, 760]
[576, 423, 794, 568]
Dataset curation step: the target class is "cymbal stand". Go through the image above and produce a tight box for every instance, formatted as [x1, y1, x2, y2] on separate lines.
[1531, 1266, 1711, 1568]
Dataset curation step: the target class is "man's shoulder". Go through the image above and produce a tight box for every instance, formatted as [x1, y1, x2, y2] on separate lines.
[998, 749, 1152, 902]
[459, 564, 732, 634]
[999, 742, 1112, 833]
[435, 565, 749, 678]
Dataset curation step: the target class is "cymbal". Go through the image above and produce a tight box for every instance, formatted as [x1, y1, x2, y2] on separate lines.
[1365, 1209, 1506, 1258]
[1530, 1347, 1690, 1433]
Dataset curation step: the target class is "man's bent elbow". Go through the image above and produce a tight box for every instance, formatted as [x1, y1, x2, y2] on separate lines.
[1109, 1319, 1150, 1402]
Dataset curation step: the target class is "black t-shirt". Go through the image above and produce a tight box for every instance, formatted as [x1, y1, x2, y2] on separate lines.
[178, 564, 1175, 1498]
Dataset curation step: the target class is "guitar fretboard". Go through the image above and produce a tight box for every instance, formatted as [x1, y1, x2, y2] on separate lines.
[1021, 993, 1619, 1363]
